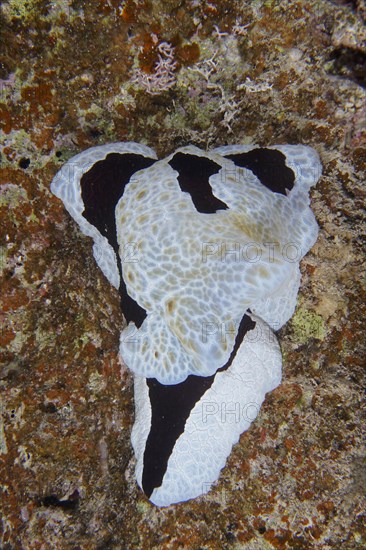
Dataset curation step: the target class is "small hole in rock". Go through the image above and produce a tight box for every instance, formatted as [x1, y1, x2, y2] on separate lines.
[19, 158, 30, 169]
[39, 402, 57, 414]
[42, 490, 79, 510]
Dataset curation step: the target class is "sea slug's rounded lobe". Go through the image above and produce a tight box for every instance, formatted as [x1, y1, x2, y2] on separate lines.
[132, 313, 282, 507]
[50, 142, 157, 289]
[117, 144, 320, 385]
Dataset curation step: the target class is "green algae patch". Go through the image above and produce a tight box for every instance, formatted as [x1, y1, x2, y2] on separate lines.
[291, 307, 326, 344]
[2, 0, 39, 21]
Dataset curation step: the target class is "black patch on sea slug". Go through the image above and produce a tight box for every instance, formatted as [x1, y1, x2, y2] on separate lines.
[80, 152, 155, 327]
[225, 148, 295, 195]
[80, 152, 154, 253]
[118, 261, 147, 328]
[141, 313, 256, 498]
[168, 153, 228, 213]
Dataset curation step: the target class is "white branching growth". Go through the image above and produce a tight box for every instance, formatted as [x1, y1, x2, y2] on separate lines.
[131, 41, 178, 95]
[191, 53, 246, 133]
[237, 78, 273, 93]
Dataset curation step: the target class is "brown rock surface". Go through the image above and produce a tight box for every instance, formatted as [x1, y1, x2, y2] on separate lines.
[1, 0, 365, 548]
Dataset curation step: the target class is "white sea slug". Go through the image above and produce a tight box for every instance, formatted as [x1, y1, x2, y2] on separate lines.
[51, 141, 321, 506]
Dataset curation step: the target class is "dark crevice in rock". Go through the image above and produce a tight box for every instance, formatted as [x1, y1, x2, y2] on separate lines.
[40, 490, 79, 511]
[328, 47, 366, 88]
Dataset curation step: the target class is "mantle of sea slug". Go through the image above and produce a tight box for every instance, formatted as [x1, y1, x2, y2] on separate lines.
[48, 140, 321, 509]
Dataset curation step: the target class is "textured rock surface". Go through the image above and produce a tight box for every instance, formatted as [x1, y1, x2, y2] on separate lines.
[0, 0, 365, 548]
